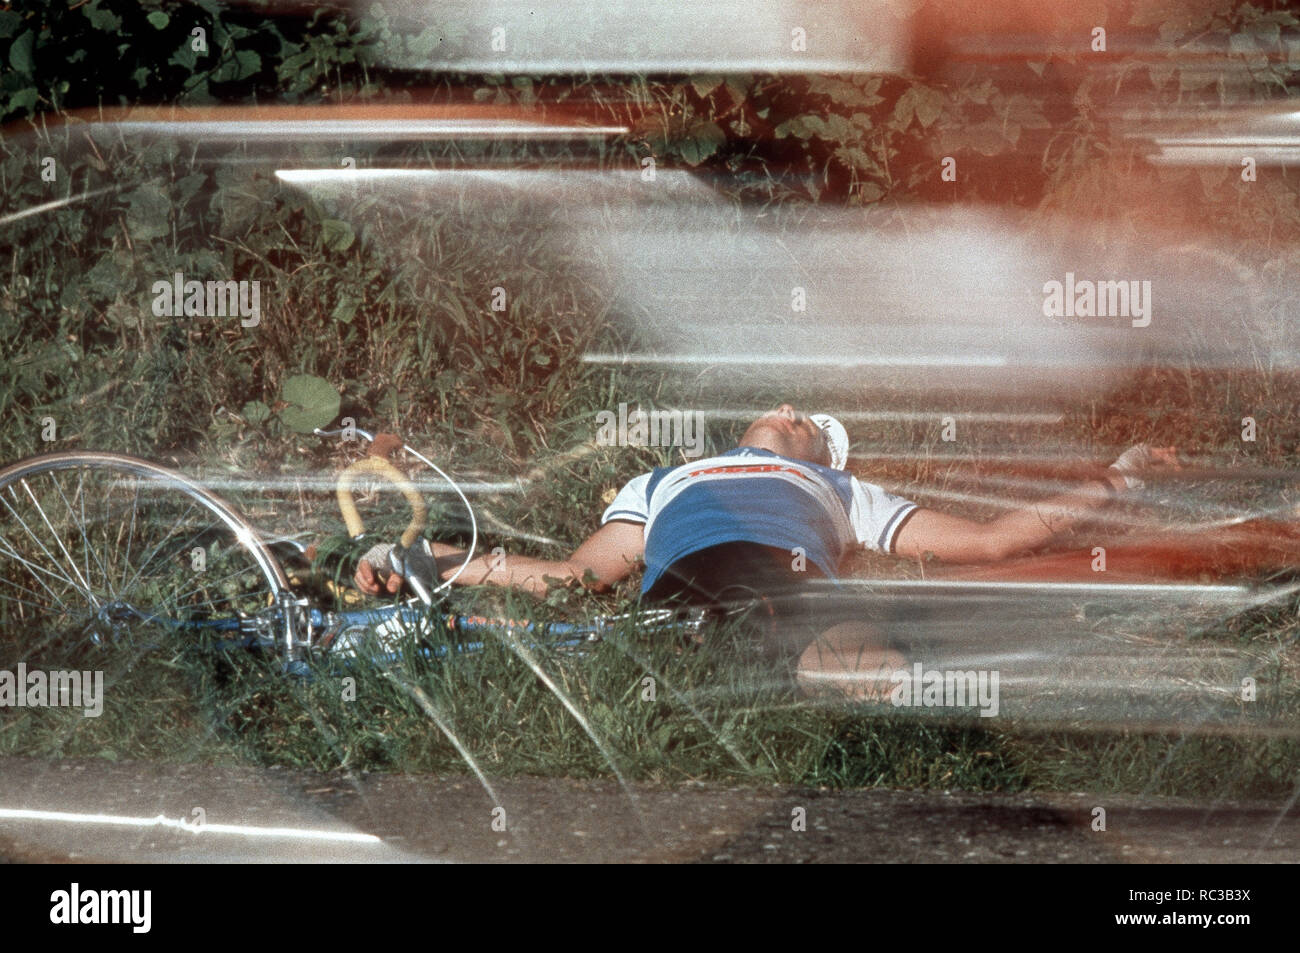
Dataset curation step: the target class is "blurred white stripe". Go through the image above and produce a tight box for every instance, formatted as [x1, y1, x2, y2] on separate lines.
[583, 353, 1009, 367]
[382, 0, 910, 73]
[117, 119, 625, 140]
[0, 807, 382, 843]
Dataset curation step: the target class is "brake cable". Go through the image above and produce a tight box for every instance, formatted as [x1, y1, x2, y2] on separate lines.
[315, 426, 479, 598]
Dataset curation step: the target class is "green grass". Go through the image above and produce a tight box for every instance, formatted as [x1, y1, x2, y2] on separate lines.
[2, 568, 1297, 800]
[2, 189, 1297, 798]
[2, 71, 1299, 802]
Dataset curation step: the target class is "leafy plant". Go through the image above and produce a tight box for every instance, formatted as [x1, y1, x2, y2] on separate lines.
[276, 374, 341, 434]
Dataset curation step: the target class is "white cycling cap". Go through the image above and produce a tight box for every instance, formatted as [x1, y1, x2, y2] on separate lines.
[810, 413, 849, 470]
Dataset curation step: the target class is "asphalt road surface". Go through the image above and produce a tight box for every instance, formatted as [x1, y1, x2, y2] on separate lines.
[0, 756, 1295, 863]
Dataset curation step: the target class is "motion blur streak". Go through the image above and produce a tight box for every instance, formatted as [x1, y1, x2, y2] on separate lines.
[381, 0, 910, 73]
[194, 474, 523, 495]
[836, 580, 1251, 597]
[274, 165, 1285, 398]
[581, 353, 1010, 368]
[1118, 106, 1300, 166]
[0, 807, 382, 843]
[57, 105, 628, 142]
[123, 119, 627, 140]
[696, 409, 1066, 425]
[0, 186, 121, 228]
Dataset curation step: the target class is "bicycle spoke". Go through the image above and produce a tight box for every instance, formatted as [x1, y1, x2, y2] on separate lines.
[0, 454, 284, 657]
[115, 475, 141, 600]
[0, 562, 78, 616]
[0, 495, 84, 598]
[166, 562, 274, 610]
[0, 526, 68, 586]
[19, 478, 99, 609]
[74, 468, 115, 601]
[114, 495, 204, 599]
[52, 468, 112, 605]
[125, 521, 234, 613]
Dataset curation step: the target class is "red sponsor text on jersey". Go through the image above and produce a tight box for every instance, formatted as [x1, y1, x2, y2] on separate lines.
[684, 463, 815, 482]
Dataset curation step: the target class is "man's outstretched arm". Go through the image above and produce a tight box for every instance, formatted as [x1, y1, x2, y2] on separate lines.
[355, 519, 646, 598]
[893, 446, 1177, 564]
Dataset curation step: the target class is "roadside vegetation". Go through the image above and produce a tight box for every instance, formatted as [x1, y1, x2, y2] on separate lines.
[1, 1, 1297, 799]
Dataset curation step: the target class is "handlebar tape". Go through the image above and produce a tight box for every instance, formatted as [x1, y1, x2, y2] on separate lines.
[336, 455, 427, 549]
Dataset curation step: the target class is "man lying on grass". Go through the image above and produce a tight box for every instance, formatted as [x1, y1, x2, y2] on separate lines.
[355, 404, 1176, 699]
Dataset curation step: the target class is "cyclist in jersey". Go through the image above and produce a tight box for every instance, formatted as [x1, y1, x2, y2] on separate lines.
[355, 404, 1174, 698]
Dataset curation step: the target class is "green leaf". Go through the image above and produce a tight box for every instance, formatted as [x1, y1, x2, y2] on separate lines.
[241, 400, 271, 425]
[330, 294, 361, 323]
[409, 26, 444, 60]
[6, 87, 37, 113]
[8, 30, 33, 74]
[833, 146, 882, 176]
[963, 80, 995, 105]
[912, 87, 945, 128]
[940, 119, 1009, 156]
[171, 43, 199, 70]
[891, 85, 946, 130]
[213, 49, 261, 83]
[175, 172, 207, 206]
[85, 253, 130, 300]
[807, 76, 880, 107]
[690, 75, 723, 98]
[104, 296, 144, 331]
[1000, 94, 1049, 130]
[235, 49, 262, 80]
[320, 219, 355, 252]
[723, 74, 752, 103]
[676, 121, 725, 165]
[147, 11, 170, 30]
[123, 183, 172, 241]
[278, 375, 341, 434]
[0, 11, 21, 39]
[775, 113, 856, 142]
[212, 167, 271, 234]
[141, 138, 180, 164]
[775, 115, 813, 139]
[84, 1, 122, 32]
[892, 87, 917, 128]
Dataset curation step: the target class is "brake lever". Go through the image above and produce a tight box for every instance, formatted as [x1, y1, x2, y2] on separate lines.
[388, 539, 439, 605]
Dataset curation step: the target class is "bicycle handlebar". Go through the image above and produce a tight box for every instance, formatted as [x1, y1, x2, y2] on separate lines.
[314, 424, 480, 600]
[336, 455, 427, 548]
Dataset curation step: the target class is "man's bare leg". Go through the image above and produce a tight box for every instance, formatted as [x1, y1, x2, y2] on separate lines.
[795, 621, 907, 702]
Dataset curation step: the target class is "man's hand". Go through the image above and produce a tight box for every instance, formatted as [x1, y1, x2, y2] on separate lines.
[1109, 444, 1180, 491]
[354, 557, 402, 596]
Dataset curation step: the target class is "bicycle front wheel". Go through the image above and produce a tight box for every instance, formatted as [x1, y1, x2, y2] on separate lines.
[0, 451, 289, 663]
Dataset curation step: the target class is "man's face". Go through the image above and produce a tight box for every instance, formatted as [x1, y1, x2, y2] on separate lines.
[740, 404, 832, 466]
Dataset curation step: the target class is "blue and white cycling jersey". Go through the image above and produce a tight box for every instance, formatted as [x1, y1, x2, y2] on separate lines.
[600, 447, 918, 594]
